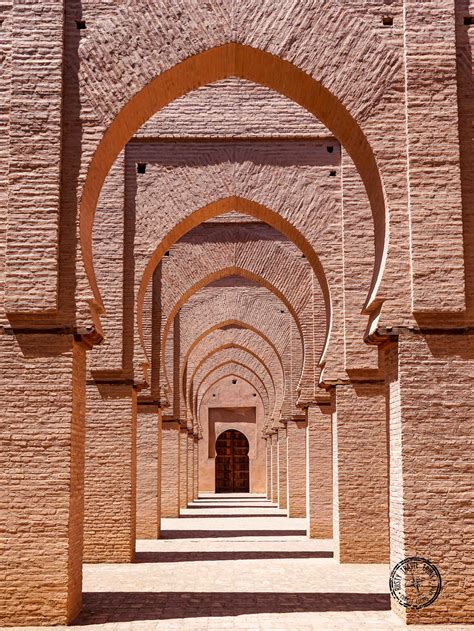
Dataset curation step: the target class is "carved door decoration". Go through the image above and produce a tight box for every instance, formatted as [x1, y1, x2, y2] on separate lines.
[215, 429, 250, 493]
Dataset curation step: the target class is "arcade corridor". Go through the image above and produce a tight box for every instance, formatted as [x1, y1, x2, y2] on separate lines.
[2, 2, 473, 627]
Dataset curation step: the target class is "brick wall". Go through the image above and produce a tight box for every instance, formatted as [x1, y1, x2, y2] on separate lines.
[161, 421, 180, 517]
[0, 334, 85, 625]
[333, 382, 389, 563]
[306, 404, 332, 538]
[179, 428, 188, 510]
[270, 434, 278, 504]
[386, 332, 474, 624]
[136, 409, 161, 539]
[286, 420, 307, 518]
[84, 384, 137, 563]
[277, 427, 287, 510]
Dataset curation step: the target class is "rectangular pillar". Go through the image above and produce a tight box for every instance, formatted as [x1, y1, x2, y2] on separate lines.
[286, 420, 307, 518]
[0, 334, 85, 625]
[306, 403, 332, 538]
[84, 383, 137, 563]
[136, 408, 161, 539]
[193, 436, 199, 499]
[6, 2, 64, 312]
[386, 332, 474, 624]
[266, 438, 272, 499]
[161, 420, 180, 517]
[179, 427, 188, 510]
[333, 382, 388, 563]
[277, 426, 287, 510]
[403, 0, 465, 312]
[187, 431, 193, 504]
[270, 433, 278, 503]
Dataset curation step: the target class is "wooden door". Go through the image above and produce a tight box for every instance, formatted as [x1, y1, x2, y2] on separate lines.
[215, 429, 249, 493]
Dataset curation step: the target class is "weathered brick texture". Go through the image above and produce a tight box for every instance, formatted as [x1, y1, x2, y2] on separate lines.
[286, 420, 307, 518]
[193, 437, 199, 499]
[386, 332, 474, 624]
[84, 384, 137, 563]
[187, 431, 194, 504]
[306, 404, 333, 538]
[265, 438, 272, 500]
[270, 434, 278, 504]
[333, 383, 389, 563]
[6, 1, 64, 313]
[277, 427, 287, 510]
[161, 421, 180, 518]
[179, 428, 188, 511]
[0, 335, 85, 625]
[136, 409, 161, 539]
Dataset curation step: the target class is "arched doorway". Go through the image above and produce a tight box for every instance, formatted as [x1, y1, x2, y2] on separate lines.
[215, 430, 250, 493]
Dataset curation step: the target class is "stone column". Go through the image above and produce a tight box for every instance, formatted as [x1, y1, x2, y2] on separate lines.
[386, 332, 473, 624]
[84, 383, 137, 563]
[136, 407, 162, 539]
[270, 432, 278, 503]
[277, 426, 287, 510]
[193, 436, 199, 499]
[187, 430, 193, 504]
[0, 334, 86, 626]
[266, 437, 272, 499]
[286, 420, 307, 518]
[332, 382, 388, 563]
[161, 420, 180, 517]
[179, 427, 188, 510]
[306, 403, 332, 538]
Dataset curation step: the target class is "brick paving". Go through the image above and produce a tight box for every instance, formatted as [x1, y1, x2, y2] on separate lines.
[5, 494, 473, 631]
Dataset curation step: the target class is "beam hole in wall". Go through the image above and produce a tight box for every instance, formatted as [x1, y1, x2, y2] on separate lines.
[382, 15, 393, 26]
[137, 162, 147, 174]
[232, 379, 237, 384]
[326, 146, 334, 153]
[75, 19, 86, 29]
[329, 170, 337, 177]
[465, 16, 474, 25]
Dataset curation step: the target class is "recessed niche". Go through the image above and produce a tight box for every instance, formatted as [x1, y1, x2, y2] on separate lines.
[137, 163, 147, 174]
[382, 15, 393, 26]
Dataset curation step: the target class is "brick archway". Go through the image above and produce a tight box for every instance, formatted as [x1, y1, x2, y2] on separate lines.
[81, 43, 387, 323]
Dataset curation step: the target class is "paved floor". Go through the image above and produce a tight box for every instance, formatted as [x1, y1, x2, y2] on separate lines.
[7, 494, 473, 630]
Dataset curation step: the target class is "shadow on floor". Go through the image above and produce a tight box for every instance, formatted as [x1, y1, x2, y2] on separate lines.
[135, 550, 333, 563]
[160, 529, 307, 539]
[74, 592, 390, 624]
